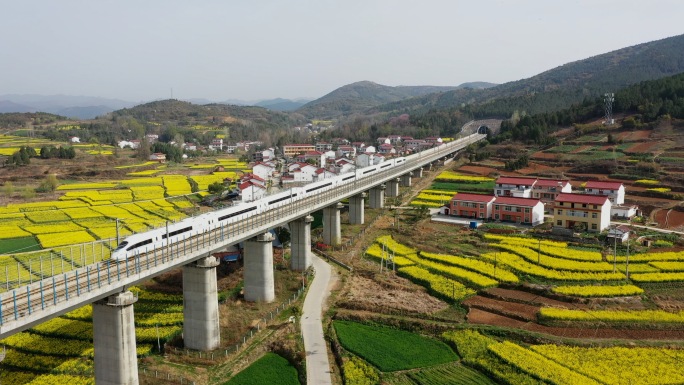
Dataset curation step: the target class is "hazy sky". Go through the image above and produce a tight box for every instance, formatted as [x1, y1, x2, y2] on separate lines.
[1, 0, 683, 102]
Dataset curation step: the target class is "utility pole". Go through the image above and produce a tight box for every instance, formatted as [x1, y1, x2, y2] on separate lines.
[613, 227, 617, 274]
[625, 230, 630, 280]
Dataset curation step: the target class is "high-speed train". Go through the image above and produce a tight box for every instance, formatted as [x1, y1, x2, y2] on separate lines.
[110, 135, 475, 261]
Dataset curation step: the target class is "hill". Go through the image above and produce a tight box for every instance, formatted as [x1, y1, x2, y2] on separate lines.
[255, 98, 310, 111]
[0, 94, 134, 119]
[373, 34, 684, 117]
[296, 81, 494, 118]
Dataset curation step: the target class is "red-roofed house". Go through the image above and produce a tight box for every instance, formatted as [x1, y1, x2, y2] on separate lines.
[492, 197, 545, 225]
[532, 179, 572, 202]
[449, 193, 496, 218]
[584, 181, 625, 205]
[252, 162, 276, 181]
[283, 144, 315, 158]
[296, 151, 326, 167]
[495, 176, 537, 198]
[240, 173, 266, 187]
[239, 181, 266, 202]
[554, 193, 612, 232]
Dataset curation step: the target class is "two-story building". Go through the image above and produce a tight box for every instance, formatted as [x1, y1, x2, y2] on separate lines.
[449, 193, 496, 219]
[492, 197, 545, 225]
[283, 144, 315, 158]
[532, 179, 572, 202]
[553, 193, 612, 232]
[494, 176, 537, 198]
[584, 181, 625, 205]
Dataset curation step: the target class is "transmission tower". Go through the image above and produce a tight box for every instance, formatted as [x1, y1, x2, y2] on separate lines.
[604, 93, 614, 125]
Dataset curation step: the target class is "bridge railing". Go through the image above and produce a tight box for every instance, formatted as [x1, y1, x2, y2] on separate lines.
[0, 134, 484, 336]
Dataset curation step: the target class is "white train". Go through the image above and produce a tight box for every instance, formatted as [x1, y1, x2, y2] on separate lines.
[109, 135, 475, 261]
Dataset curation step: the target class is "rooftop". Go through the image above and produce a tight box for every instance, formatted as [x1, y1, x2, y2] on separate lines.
[585, 181, 624, 189]
[555, 193, 610, 205]
[451, 193, 496, 203]
[496, 176, 537, 185]
[495, 196, 542, 207]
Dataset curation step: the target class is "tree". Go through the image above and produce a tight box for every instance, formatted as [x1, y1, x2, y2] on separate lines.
[208, 181, 226, 195]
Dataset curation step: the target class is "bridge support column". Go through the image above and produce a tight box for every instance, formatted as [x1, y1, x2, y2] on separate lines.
[415, 167, 423, 178]
[349, 193, 365, 224]
[244, 233, 275, 302]
[400, 173, 412, 187]
[183, 256, 221, 351]
[290, 215, 313, 271]
[386, 178, 400, 198]
[322, 203, 343, 246]
[93, 291, 139, 385]
[369, 185, 385, 209]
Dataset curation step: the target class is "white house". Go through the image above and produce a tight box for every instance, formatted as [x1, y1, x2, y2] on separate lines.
[355, 153, 374, 168]
[494, 176, 537, 198]
[252, 162, 276, 181]
[584, 181, 625, 205]
[365, 145, 376, 153]
[373, 154, 386, 165]
[118, 140, 140, 149]
[532, 179, 572, 202]
[239, 181, 266, 202]
[611, 205, 639, 219]
[554, 193, 612, 232]
[68, 136, 80, 143]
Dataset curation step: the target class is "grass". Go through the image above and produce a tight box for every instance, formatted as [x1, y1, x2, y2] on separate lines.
[407, 363, 495, 385]
[222, 353, 300, 385]
[0, 236, 41, 254]
[430, 181, 494, 193]
[334, 321, 458, 372]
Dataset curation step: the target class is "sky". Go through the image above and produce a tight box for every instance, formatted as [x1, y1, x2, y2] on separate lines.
[1, 0, 683, 103]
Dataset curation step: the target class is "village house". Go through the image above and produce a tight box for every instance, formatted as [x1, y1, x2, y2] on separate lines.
[553, 193, 612, 232]
[149, 153, 166, 163]
[283, 144, 315, 158]
[449, 193, 496, 219]
[494, 176, 537, 198]
[239, 181, 266, 202]
[492, 197, 545, 226]
[532, 179, 572, 202]
[252, 162, 276, 181]
[584, 181, 625, 205]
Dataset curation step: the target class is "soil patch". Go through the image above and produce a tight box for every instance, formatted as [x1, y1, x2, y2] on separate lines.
[339, 274, 448, 315]
[458, 165, 498, 176]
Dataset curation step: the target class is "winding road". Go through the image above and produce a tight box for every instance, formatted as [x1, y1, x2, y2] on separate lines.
[301, 255, 337, 385]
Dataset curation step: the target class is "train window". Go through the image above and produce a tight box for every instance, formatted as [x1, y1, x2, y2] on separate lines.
[126, 238, 152, 251]
[114, 241, 128, 251]
[162, 226, 193, 239]
[218, 206, 257, 221]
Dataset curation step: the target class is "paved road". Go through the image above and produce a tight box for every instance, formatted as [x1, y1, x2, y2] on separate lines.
[611, 221, 684, 236]
[301, 255, 336, 385]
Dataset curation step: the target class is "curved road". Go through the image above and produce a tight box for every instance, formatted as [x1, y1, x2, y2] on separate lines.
[301, 255, 336, 385]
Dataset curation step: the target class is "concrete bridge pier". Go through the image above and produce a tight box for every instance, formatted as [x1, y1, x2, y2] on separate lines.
[244, 232, 275, 302]
[183, 256, 221, 351]
[93, 291, 139, 385]
[386, 178, 400, 198]
[349, 193, 366, 224]
[322, 203, 343, 245]
[415, 167, 423, 178]
[400, 173, 412, 187]
[290, 215, 313, 271]
[369, 184, 385, 209]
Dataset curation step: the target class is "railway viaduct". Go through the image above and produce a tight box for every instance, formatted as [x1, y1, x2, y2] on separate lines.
[0, 127, 489, 384]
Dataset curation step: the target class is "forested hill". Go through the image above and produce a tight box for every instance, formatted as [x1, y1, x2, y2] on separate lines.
[111, 99, 297, 125]
[372, 34, 684, 117]
[497, 71, 684, 145]
[296, 81, 495, 119]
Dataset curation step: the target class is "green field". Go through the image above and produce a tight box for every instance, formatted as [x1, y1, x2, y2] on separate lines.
[223, 353, 300, 385]
[430, 181, 494, 193]
[0, 236, 41, 254]
[334, 321, 458, 372]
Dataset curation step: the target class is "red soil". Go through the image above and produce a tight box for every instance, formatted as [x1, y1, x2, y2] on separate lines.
[625, 141, 661, 153]
[531, 152, 557, 160]
[654, 209, 684, 229]
[458, 165, 499, 176]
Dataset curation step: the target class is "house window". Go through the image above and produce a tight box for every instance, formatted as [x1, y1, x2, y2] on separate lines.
[593, 205, 598, 209]
[525, 208, 530, 213]
[557, 210, 563, 215]
[495, 205, 500, 210]
[479, 204, 484, 209]
[592, 213, 597, 219]
[524, 216, 530, 223]
[582, 204, 587, 208]
[504, 206, 512, 211]
[557, 220, 562, 225]
[496, 190, 501, 195]
[495, 214, 499, 220]
[479, 213, 484, 218]
[591, 223, 597, 230]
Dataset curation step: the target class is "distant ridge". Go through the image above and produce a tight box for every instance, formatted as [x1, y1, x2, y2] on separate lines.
[296, 81, 496, 118]
[371, 34, 684, 116]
